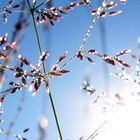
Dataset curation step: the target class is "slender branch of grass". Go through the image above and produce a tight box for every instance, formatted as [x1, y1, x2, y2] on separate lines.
[87, 120, 107, 140]
[34, 0, 50, 10]
[48, 15, 99, 81]
[26, 0, 63, 139]
[61, 15, 98, 67]
[29, 9, 46, 73]
[11, 10, 30, 13]
[61, 15, 99, 68]
[0, 10, 30, 15]
[80, 14, 99, 51]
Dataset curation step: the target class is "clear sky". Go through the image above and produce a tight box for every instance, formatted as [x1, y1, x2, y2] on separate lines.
[0, 0, 140, 140]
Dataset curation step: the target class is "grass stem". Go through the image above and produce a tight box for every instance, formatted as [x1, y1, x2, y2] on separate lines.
[26, 0, 63, 139]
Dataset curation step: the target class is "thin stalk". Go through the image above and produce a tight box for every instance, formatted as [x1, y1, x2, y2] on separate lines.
[29, 8, 46, 73]
[26, 0, 63, 139]
[80, 14, 98, 51]
[49, 91, 63, 139]
[0, 10, 30, 15]
[87, 120, 107, 140]
[34, 0, 50, 10]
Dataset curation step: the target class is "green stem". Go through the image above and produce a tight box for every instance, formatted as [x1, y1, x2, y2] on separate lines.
[49, 91, 63, 140]
[26, 0, 63, 139]
[30, 9, 46, 73]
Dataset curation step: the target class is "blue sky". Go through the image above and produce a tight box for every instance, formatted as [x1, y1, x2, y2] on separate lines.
[0, 0, 140, 140]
